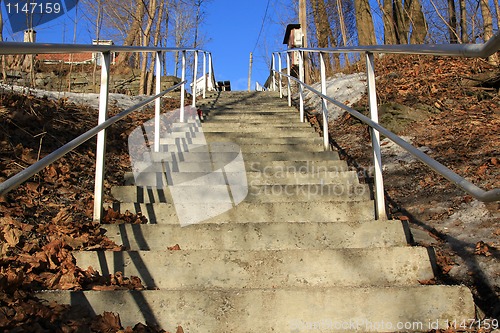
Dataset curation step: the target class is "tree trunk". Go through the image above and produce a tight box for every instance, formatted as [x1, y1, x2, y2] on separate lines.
[459, 0, 468, 42]
[407, 0, 427, 43]
[336, 0, 350, 66]
[394, 0, 408, 44]
[311, 0, 334, 74]
[116, 0, 146, 67]
[319, 0, 340, 71]
[479, 0, 498, 64]
[147, 0, 166, 95]
[354, 0, 377, 45]
[381, 0, 398, 44]
[493, 0, 500, 31]
[448, 0, 458, 43]
[139, 0, 157, 95]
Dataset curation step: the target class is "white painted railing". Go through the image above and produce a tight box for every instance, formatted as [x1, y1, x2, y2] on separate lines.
[0, 42, 216, 221]
[270, 33, 500, 219]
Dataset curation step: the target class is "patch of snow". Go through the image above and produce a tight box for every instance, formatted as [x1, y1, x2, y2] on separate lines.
[0, 83, 151, 111]
[298, 73, 367, 120]
[379, 136, 432, 172]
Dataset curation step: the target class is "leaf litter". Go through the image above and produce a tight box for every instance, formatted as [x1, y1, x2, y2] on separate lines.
[0, 88, 182, 332]
[303, 54, 499, 326]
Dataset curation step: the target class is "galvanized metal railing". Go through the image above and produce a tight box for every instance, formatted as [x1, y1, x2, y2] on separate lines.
[270, 33, 500, 219]
[0, 42, 216, 221]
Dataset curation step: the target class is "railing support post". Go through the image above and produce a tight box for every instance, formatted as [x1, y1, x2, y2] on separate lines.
[93, 51, 111, 222]
[154, 51, 161, 153]
[192, 50, 198, 107]
[278, 53, 283, 98]
[286, 52, 292, 106]
[202, 51, 207, 98]
[298, 51, 305, 122]
[320, 52, 329, 151]
[271, 53, 276, 92]
[180, 50, 186, 122]
[366, 52, 387, 220]
[208, 52, 213, 92]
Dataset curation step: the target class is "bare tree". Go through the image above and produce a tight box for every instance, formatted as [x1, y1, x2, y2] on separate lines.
[115, 0, 146, 67]
[147, 0, 168, 95]
[354, 0, 377, 45]
[407, 0, 428, 43]
[139, 0, 158, 95]
[380, 0, 398, 44]
[311, 0, 339, 74]
[459, 0, 468, 42]
[335, 0, 351, 65]
[479, 0, 498, 64]
[493, 0, 500, 33]
[448, 0, 459, 43]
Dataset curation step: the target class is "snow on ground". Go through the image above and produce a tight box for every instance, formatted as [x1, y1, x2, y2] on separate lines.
[298, 73, 367, 120]
[0, 83, 151, 111]
[380, 136, 433, 172]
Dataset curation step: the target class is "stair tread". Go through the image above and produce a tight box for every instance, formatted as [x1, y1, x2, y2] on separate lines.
[37, 286, 475, 332]
[103, 219, 409, 250]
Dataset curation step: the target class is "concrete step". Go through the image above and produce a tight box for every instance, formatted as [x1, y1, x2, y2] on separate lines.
[161, 136, 323, 145]
[107, 200, 375, 224]
[194, 125, 316, 133]
[205, 110, 298, 116]
[73, 247, 434, 289]
[164, 130, 319, 137]
[130, 159, 347, 174]
[103, 219, 409, 251]
[143, 151, 339, 163]
[202, 119, 312, 130]
[171, 121, 312, 130]
[205, 111, 298, 118]
[153, 143, 325, 153]
[111, 183, 370, 203]
[124, 169, 360, 185]
[37, 286, 475, 332]
[204, 118, 303, 124]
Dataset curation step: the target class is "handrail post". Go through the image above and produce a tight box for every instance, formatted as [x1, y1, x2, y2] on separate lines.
[180, 50, 186, 122]
[208, 52, 213, 92]
[298, 51, 305, 122]
[154, 51, 161, 153]
[202, 51, 207, 98]
[271, 53, 276, 92]
[278, 53, 283, 98]
[93, 51, 111, 222]
[192, 50, 198, 107]
[286, 52, 292, 106]
[319, 52, 329, 151]
[366, 52, 387, 219]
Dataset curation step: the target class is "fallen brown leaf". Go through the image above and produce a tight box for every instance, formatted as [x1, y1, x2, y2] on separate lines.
[474, 241, 492, 257]
[167, 244, 181, 251]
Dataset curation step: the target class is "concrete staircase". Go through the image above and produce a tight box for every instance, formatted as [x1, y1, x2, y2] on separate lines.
[39, 91, 475, 332]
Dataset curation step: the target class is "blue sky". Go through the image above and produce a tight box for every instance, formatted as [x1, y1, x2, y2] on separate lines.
[203, 0, 290, 90]
[1, 0, 292, 91]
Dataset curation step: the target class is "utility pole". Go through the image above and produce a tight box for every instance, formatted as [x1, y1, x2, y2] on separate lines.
[299, 0, 309, 84]
[248, 52, 253, 91]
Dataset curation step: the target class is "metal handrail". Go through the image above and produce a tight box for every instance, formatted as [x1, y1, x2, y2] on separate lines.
[276, 71, 500, 202]
[285, 31, 500, 57]
[270, 33, 500, 218]
[0, 42, 201, 55]
[0, 41, 217, 221]
[0, 81, 185, 196]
